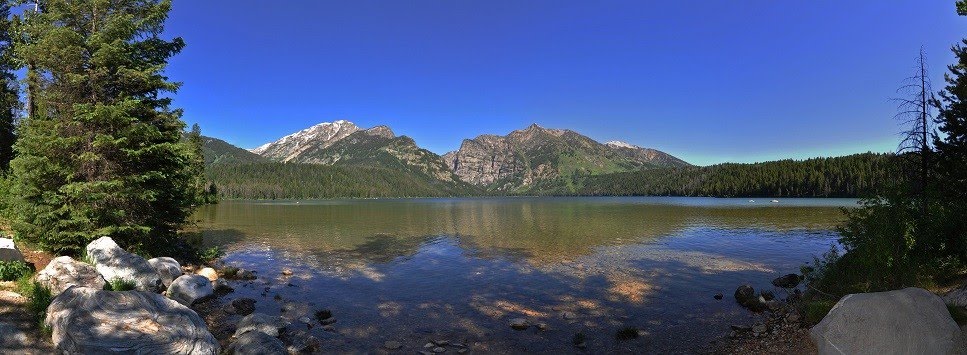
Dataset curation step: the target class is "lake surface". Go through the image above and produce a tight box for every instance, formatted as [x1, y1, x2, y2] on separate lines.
[194, 197, 855, 353]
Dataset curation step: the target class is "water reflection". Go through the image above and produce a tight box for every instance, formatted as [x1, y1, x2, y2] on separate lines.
[194, 197, 849, 353]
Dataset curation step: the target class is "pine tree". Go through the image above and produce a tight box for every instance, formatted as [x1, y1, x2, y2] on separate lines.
[0, 3, 18, 170]
[185, 123, 212, 204]
[934, 40, 967, 201]
[8, 0, 194, 254]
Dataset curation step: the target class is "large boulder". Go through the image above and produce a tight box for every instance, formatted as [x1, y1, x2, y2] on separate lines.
[45, 286, 219, 354]
[148, 257, 183, 288]
[167, 275, 214, 306]
[0, 237, 24, 262]
[85, 237, 163, 293]
[811, 287, 967, 355]
[36, 256, 107, 296]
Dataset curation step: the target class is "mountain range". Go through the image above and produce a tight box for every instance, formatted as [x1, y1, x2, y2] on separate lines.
[202, 120, 688, 194]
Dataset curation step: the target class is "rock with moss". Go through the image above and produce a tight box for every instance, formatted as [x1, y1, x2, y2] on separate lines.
[85, 237, 163, 293]
[45, 286, 219, 354]
[36, 256, 107, 296]
[810, 287, 966, 355]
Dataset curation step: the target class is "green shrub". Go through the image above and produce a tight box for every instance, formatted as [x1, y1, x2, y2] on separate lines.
[198, 246, 223, 263]
[0, 260, 33, 281]
[105, 278, 137, 291]
[16, 276, 52, 332]
[801, 299, 836, 325]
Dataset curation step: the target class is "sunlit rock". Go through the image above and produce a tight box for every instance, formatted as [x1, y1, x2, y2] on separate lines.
[36, 256, 106, 296]
[168, 275, 214, 306]
[46, 286, 218, 354]
[148, 257, 183, 288]
[85, 237, 163, 293]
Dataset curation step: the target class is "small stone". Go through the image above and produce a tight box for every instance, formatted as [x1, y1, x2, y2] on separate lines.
[535, 322, 548, 331]
[457, 349, 468, 354]
[432, 347, 446, 353]
[281, 268, 293, 276]
[786, 313, 801, 323]
[322, 325, 335, 332]
[383, 340, 402, 350]
[730, 325, 752, 332]
[419, 351, 434, 355]
[424, 342, 435, 349]
[752, 324, 767, 334]
[714, 293, 724, 300]
[319, 317, 337, 325]
[761, 291, 775, 301]
[508, 318, 529, 330]
[561, 311, 577, 320]
[432, 340, 449, 346]
[771, 274, 802, 289]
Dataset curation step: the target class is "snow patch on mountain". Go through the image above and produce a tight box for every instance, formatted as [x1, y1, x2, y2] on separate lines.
[605, 140, 640, 150]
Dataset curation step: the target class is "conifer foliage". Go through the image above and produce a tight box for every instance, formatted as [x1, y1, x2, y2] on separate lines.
[8, 0, 196, 254]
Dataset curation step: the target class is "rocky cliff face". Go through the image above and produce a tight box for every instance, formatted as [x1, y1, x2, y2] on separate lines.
[443, 124, 689, 192]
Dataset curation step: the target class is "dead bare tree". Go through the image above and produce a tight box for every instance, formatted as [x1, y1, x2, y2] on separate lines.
[893, 47, 935, 200]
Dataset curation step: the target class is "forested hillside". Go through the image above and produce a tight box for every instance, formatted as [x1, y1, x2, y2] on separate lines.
[206, 163, 478, 199]
[577, 153, 897, 197]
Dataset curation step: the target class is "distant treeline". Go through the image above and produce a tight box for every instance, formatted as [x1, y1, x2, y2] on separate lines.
[207, 163, 473, 199]
[207, 153, 897, 199]
[577, 153, 898, 198]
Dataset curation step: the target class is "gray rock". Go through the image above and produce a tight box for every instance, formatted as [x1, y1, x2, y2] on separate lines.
[734, 285, 765, 312]
[810, 287, 967, 355]
[383, 340, 402, 349]
[283, 329, 319, 354]
[0, 237, 24, 262]
[167, 275, 214, 306]
[45, 286, 218, 354]
[85, 236, 163, 293]
[944, 285, 967, 308]
[227, 330, 285, 355]
[36, 256, 106, 296]
[148, 257, 182, 288]
[234, 313, 290, 338]
[432, 347, 446, 353]
[214, 278, 234, 294]
[752, 324, 767, 334]
[508, 318, 529, 330]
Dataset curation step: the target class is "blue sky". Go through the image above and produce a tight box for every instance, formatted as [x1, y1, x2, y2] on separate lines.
[164, 1, 965, 166]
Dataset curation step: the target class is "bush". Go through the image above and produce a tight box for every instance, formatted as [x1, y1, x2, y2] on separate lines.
[198, 246, 223, 263]
[800, 299, 836, 325]
[105, 278, 137, 291]
[16, 276, 52, 333]
[0, 260, 33, 281]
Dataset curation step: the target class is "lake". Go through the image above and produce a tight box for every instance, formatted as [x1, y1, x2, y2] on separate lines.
[194, 197, 855, 353]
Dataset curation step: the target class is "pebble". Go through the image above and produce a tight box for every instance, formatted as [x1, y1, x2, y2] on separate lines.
[383, 341, 402, 350]
[508, 318, 529, 330]
[561, 311, 578, 320]
[281, 268, 293, 276]
[714, 293, 724, 300]
[432, 347, 446, 353]
[424, 342, 435, 349]
[322, 325, 335, 332]
[432, 340, 449, 346]
[320, 317, 337, 325]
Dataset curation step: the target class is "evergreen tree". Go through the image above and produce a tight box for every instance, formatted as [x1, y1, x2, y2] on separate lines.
[8, 0, 194, 254]
[185, 123, 212, 204]
[0, 3, 18, 170]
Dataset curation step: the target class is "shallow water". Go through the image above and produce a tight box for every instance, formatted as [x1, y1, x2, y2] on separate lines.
[194, 197, 854, 353]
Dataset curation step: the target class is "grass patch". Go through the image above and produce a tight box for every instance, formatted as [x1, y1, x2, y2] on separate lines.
[948, 304, 967, 326]
[16, 275, 52, 334]
[0, 260, 33, 281]
[800, 299, 837, 325]
[615, 326, 640, 341]
[198, 246, 223, 263]
[105, 278, 137, 291]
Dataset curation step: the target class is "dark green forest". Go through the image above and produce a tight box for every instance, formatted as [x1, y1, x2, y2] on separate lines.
[205, 152, 897, 199]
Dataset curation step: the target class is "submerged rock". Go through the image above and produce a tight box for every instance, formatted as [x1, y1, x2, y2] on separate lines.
[383, 340, 402, 349]
[771, 274, 802, 289]
[46, 286, 218, 354]
[227, 331, 285, 355]
[167, 274, 215, 306]
[225, 298, 257, 316]
[810, 287, 966, 354]
[508, 318, 529, 330]
[234, 313, 289, 338]
[36, 256, 107, 296]
[148, 257, 183, 288]
[85, 237, 163, 293]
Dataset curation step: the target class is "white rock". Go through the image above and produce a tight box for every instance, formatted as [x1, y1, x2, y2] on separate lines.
[167, 275, 214, 306]
[85, 237, 163, 293]
[36, 256, 107, 296]
[0, 237, 24, 262]
[148, 257, 182, 288]
[45, 286, 219, 354]
[810, 287, 967, 355]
